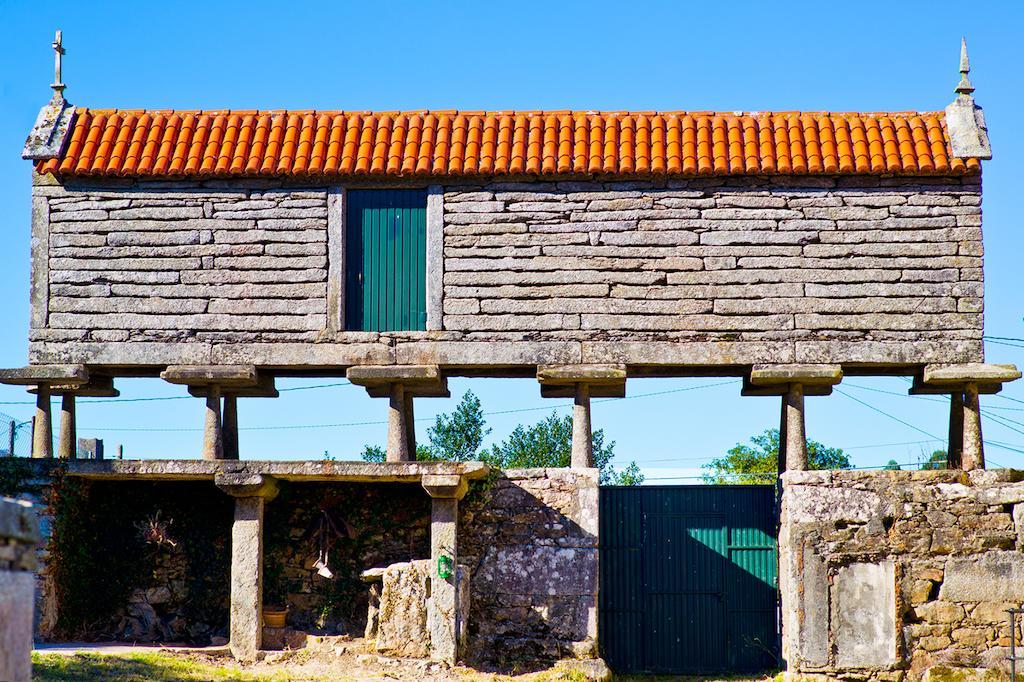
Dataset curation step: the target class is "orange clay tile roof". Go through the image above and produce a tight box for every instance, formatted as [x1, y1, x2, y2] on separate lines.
[36, 109, 981, 179]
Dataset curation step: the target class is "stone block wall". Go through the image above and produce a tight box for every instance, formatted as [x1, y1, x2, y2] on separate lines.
[30, 174, 982, 368]
[461, 468, 599, 666]
[443, 176, 983, 365]
[0, 497, 40, 682]
[780, 469, 1024, 681]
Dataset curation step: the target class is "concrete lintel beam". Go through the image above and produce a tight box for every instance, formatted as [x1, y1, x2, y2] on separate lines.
[28, 376, 118, 398]
[215, 473, 280, 500]
[0, 364, 88, 387]
[749, 364, 842, 386]
[422, 474, 469, 500]
[908, 376, 1002, 396]
[162, 365, 259, 388]
[189, 375, 278, 398]
[347, 364, 442, 387]
[921, 363, 1021, 387]
[741, 377, 833, 397]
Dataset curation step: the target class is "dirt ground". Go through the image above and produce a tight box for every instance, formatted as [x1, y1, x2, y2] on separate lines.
[34, 640, 779, 681]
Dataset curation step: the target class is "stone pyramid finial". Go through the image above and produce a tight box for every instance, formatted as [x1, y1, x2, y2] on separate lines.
[955, 37, 974, 97]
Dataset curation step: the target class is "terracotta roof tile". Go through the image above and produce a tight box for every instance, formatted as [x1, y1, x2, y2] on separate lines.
[36, 109, 982, 179]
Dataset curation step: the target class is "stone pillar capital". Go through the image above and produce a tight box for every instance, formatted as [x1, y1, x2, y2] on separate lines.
[422, 474, 469, 500]
[215, 473, 280, 501]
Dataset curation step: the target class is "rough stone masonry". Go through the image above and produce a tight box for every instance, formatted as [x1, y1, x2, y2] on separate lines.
[30, 175, 983, 370]
[0, 498, 40, 682]
[780, 469, 1024, 681]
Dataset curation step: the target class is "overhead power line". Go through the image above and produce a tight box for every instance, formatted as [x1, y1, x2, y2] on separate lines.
[75, 379, 742, 433]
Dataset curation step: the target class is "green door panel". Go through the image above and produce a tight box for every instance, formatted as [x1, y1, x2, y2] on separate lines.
[345, 189, 427, 331]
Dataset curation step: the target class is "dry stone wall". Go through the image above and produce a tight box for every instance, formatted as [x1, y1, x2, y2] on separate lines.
[30, 175, 982, 368]
[461, 468, 599, 666]
[780, 469, 1024, 681]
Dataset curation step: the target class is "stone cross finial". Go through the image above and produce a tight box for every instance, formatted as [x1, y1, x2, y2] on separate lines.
[51, 30, 65, 98]
[955, 36, 974, 97]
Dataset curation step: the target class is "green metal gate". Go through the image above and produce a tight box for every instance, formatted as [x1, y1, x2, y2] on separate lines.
[345, 189, 428, 331]
[599, 485, 779, 675]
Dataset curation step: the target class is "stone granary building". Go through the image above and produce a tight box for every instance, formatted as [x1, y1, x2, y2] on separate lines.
[3, 36, 1024, 679]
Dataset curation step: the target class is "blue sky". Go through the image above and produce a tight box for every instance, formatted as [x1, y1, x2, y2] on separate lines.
[1, 1, 1022, 478]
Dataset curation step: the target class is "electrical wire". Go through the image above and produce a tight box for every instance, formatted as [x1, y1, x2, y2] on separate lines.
[74, 379, 742, 433]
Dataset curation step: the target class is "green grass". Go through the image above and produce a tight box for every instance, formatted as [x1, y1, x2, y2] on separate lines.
[32, 652, 291, 682]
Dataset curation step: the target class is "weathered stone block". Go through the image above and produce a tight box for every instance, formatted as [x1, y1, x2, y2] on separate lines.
[833, 561, 896, 669]
[940, 551, 1024, 602]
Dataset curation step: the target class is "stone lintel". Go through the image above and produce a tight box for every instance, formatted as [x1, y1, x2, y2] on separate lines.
[161, 365, 259, 388]
[347, 364, 442, 387]
[908, 376, 1002, 396]
[537, 363, 627, 385]
[422, 474, 469, 500]
[749, 364, 842, 386]
[537, 364, 626, 398]
[365, 378, 449, 399]
[189, 375, 278, 398]
[59, 459, 491, 483]
[921, 363, 1021, 387]
[0, 364, 88, 386]
[741, 377, 833, 397]
[215, 473, 279, 500]
[28, 376, 118, 398]
[540, 383, 625, 399]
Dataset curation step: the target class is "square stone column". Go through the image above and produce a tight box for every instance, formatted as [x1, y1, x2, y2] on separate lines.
[162, 365, 265, 461]
[30, 377, 119, 461]
[537, 364, 626, 470]
[746, 364, 841, 474]
[216, 473, 279, 662]
[422, 474, 468, 665]
[347, 366, 449, 463]
[914, 363, 1022, 471]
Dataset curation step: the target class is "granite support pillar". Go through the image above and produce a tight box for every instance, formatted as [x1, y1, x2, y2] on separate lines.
[57, 394, 76, 459]
[571, 383, 593, 469]
[32, 386, 51, 459]
[422, 474, 468, 665]
[962, 382, 984, 471]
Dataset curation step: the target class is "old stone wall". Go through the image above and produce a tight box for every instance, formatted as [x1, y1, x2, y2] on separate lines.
[0, 497, 40, 682]
[780, 469, 1024, 681]
[461, 468, 599, 667]
[31, 175, 982, 368]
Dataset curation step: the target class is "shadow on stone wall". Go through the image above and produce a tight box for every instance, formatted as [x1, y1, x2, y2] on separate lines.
[262, 481, 430, 635]
[460, 469, 599, 672]
[46, 480, 232, 644]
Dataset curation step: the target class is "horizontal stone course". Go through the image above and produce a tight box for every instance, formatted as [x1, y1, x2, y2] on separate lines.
[33, 176, 984, 357]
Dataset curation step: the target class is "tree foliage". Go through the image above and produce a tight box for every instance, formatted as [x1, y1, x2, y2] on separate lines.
[360, 390, 643, 485]
[920, 449, 948, 470]
[702, 428, 851, 484]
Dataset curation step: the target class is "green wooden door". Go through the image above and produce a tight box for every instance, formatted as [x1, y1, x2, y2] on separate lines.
[345, 189, 428, 331]
[599, 485, 779, 675]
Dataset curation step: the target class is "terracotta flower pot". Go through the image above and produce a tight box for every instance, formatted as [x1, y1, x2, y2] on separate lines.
[263, 606, 287, 628]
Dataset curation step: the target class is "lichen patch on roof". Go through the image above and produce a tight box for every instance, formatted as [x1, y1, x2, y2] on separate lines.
[36, 109, 980, 179]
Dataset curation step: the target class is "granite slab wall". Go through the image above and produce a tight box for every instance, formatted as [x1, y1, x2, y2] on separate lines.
[30, 174, 982, 369]
[780, 469, 1024, 681]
